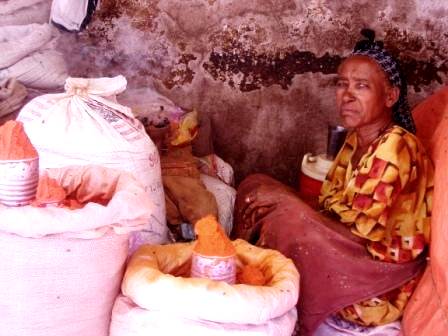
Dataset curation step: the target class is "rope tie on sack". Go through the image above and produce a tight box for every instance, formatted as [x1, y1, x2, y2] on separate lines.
[65, 78, 90, 96]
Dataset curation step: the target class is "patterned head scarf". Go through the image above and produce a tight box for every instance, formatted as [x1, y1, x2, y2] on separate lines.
[352, 29, 416, 133]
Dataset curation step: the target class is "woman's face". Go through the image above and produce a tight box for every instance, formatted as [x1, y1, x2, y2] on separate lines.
[335, 56, 396, 130]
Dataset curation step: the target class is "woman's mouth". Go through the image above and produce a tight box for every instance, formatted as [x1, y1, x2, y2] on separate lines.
[340, 108, 358, 117]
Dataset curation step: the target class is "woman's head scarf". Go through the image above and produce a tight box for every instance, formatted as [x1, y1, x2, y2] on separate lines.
[352, 29, 416, 133]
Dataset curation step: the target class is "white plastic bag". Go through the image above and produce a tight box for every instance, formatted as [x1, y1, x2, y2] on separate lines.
[17, 76, 168, 246]
[314, 315, 401, 336]
[50, 0, 89, 31]
[200, 173, 235, 236]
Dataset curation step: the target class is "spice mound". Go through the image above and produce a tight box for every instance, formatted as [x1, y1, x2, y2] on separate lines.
[34, 172, 67, 206]
[191, 215, 237, 284]
[193, 214, 236, 257]
[237, 265, 266, 286]
[0, 120, 38, 160]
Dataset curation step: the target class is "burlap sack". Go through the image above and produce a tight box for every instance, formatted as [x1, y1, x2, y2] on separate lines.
[0, 78, 27, 118]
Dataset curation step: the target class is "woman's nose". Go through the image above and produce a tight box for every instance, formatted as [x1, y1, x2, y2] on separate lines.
[342, 87, 355, 102]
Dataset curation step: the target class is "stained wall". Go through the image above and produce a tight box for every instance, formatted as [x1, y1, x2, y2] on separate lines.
[58, 0, 448, 186]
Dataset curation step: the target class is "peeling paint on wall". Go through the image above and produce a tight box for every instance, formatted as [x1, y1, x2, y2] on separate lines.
[203, 46, 341, 91]
[163, 53, 197, 89]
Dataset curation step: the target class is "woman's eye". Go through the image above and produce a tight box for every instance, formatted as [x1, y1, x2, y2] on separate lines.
[356, 83, 369, 89]
[336, 80, 348, 88]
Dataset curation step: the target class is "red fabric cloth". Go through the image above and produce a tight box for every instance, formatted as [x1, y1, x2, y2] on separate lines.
[234, 173, 426, 335]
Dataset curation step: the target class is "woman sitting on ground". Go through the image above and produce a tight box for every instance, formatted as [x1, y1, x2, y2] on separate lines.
[233, 30, 434, 335]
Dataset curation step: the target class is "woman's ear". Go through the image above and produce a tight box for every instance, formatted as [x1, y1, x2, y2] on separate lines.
[385, 86, 400, 108]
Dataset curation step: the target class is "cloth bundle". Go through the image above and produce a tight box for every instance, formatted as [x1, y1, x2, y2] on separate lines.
[121, 87, 235, 236]
[161, 145, 219, 229]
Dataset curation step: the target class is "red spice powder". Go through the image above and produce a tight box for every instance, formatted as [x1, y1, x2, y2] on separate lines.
[35, 172, 67, 204]
[193, 214, 236, 257]
[65, 198, 85, 210]
[237, 264, 266, 286]
[0, 121, 38, 160]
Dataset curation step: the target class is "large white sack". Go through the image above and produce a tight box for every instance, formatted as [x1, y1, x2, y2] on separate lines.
[0, 0, 52, 27]
[117, 239, 299, 331]
[111, 295, 298, 336]
[0, 165, 151, 336]
[17, 76, 168, 246]
[0, 23, 53, 69]
[0, 49, 68, 89]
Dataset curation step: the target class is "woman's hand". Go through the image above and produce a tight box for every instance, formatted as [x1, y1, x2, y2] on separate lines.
[240, 184, 299, 222]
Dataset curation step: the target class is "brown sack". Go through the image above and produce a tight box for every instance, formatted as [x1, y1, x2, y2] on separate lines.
[402, 86, 448, 335]
[0, 77, 27, 119]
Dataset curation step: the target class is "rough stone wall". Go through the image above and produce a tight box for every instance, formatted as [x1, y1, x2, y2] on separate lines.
[58, 0, 448, 186]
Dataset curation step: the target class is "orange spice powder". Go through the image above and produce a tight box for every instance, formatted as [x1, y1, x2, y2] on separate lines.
[0, 120, 38, 160]
[237, 264, 266, 286]
[35, 172, 67, 204]
[193, 214, 236, 257]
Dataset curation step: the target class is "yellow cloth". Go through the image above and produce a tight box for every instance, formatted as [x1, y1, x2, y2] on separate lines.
[319, 125, 434, 326]
[170, 109, 199, 146]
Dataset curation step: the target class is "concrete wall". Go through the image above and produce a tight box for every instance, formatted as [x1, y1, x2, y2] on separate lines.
[59, 0, 448, 186]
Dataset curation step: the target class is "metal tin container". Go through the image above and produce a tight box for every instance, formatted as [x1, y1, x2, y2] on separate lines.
[0, 157, 39, 207]
[191, 251, 236, 284]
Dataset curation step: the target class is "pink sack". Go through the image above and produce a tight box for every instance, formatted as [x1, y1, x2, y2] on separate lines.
[0, 165, 152, 336]
[401, 86, 448, 335]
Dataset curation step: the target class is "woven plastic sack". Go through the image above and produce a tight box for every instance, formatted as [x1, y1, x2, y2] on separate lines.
[0, 23, 53, 69]
[0, 165, 153, 336]
[196, 153, 235, 186]
[0, 0, 51, 26]
[0, 49, 68, 89]
[200, 173, 236, 236]
[401, 86, 448, 336]
[0, 77, 27, 118]
[111, 295, 298, 336]
[110, 239, 300, 336]
[17, 76, 167, 247]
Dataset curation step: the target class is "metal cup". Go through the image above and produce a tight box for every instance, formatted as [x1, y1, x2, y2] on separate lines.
[327, 125, 348, 160]
[191, 251, 236, 284]
[0, 157, 39, 207]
